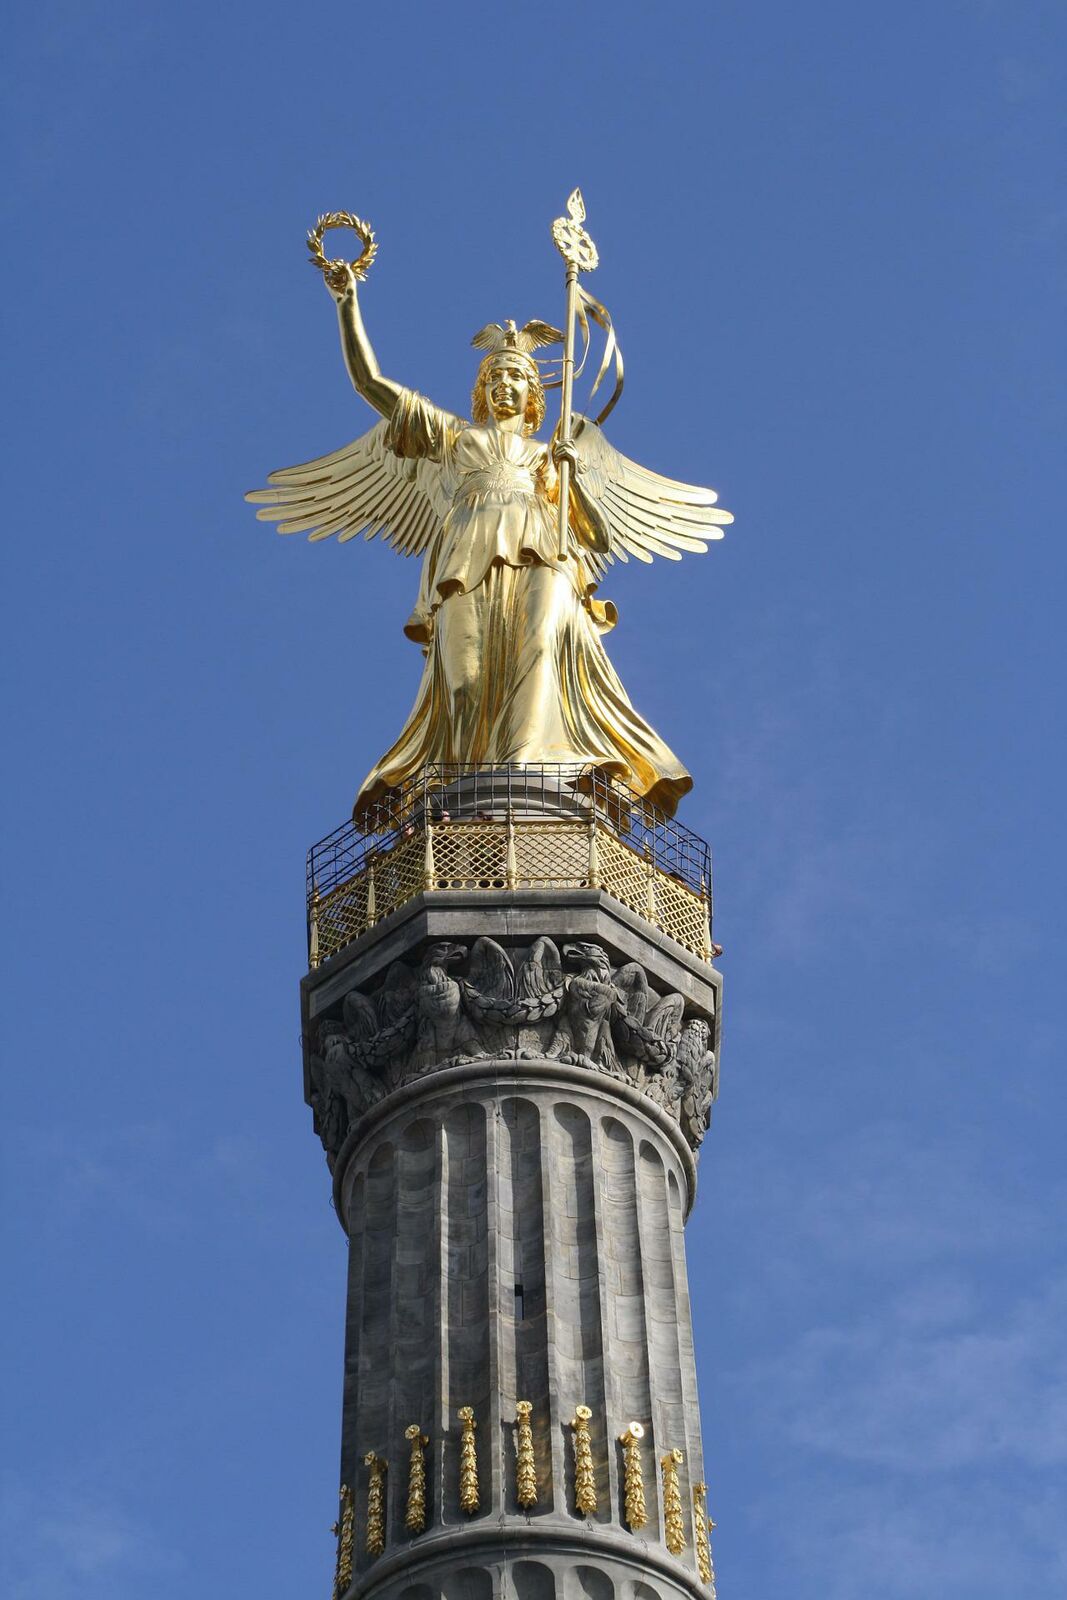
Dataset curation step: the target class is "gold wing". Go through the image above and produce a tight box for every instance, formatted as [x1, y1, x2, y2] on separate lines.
[570, 415, 733, 575]
[245, 420, 450, 556]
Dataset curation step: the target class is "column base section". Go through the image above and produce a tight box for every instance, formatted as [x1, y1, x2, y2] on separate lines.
[347, 1518, 711, 1600]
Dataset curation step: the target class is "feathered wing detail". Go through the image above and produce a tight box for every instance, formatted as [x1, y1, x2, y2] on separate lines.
[645, 992, 685, 1042]
[570, 415, 734, 577]
[518, 937, 562, 1000]
[613, 962, 651, 1021]
[376, 961, 417, 1026]
[519, 320, 566, 351]
[470, 324, 504, 352]
[245, 419, 451, 556]
[471, 320, 565, 354]
[466, 936, 515, 1002]
[342, 990, 379, 1040]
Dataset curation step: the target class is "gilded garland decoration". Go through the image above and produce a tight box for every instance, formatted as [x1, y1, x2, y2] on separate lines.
[619, 1422, 648, 1532]
[458, 1406, 480, 1514]
[571, 1405, 597, 1515]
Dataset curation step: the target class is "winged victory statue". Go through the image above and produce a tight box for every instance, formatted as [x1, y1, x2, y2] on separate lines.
[247, 196, 732, 820]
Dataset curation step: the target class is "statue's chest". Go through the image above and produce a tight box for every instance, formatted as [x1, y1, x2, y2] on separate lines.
[455, 429, 543, 477]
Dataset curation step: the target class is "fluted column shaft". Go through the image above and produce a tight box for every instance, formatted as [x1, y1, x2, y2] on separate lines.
[335, 1062, 708, 1600]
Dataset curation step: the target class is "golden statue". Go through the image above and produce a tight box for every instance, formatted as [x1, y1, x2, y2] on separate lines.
[248, 196, 732, 819]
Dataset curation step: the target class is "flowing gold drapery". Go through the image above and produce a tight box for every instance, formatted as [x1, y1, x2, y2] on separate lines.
[354, 390, 691, 819]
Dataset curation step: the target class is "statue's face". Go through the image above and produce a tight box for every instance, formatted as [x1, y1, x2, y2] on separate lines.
[485, 356, 530, 423]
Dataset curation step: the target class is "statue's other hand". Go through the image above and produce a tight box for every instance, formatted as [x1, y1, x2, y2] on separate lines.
[551, 438, 581, 472]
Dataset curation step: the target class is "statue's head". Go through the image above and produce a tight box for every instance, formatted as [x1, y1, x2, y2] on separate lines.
[471, 349, 545, 434]
[469, 319, 558, 434]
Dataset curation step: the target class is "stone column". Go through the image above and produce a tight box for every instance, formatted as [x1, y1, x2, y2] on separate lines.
[302, 888, 720, 1600]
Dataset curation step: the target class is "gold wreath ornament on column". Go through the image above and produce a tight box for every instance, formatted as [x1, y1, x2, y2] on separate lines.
[661, 1449, 687, 1556]
[363, 1451, 387, 1556]
[570, 1405, 598, 1515]
[693, 1481, 716, 1591]
[330, 1483, 355, 1600]
[619, 1422, 648, 1531]
[307, 211, 378, 292]
[515, 1401, 538, 1508]
[405, 1425, 428, 1533]
[458, 1406, 480, 1513]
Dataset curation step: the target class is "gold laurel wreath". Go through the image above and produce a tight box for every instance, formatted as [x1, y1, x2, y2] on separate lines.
[307, 211, 378, 287]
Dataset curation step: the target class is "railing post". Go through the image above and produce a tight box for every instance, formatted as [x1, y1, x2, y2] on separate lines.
[366, 855, 377, 926]
[424, 815, 436, 891]
[645, 849, 657, 920]
[701, 876, 712, 961]
[308, 884, 320, 970]
[505, 808, 517, 890]
[587, 813, 601, 889]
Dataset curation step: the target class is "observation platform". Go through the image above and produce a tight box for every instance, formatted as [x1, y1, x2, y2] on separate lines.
[307, 764, 714, 968]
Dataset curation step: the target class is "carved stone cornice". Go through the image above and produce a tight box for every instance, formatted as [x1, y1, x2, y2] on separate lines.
[307, 934, 716, 1178]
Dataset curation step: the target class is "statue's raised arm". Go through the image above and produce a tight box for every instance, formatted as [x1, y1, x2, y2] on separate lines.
[246, 214, 455, 558]
[304, 212, 405, 420]
[329, 265, 405, 422]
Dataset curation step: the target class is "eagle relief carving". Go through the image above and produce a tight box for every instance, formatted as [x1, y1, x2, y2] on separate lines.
[307, 939, 717, 1167]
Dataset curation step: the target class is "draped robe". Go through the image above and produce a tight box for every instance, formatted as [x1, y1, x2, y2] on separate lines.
[354, 388, 692, 819]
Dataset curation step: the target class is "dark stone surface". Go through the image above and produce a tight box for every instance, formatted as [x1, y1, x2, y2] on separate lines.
[301, 890, 722, 1169]
[306, 887, 722, 1599]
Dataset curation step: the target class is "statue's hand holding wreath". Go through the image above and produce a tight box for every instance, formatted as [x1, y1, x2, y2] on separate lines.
[307, 212, 377, 299]
[322, 260, 358, 299]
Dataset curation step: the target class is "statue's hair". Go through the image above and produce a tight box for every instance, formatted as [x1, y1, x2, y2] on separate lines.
[471, 351, 546, 434]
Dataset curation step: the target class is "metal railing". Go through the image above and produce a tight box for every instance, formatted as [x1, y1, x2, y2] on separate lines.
[307, 765, 713, 967]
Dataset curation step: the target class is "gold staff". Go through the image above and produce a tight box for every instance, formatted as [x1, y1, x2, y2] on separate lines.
[551, 189, 599, 559]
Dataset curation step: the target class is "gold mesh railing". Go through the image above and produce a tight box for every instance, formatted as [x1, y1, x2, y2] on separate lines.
[309, 814, 712, 968]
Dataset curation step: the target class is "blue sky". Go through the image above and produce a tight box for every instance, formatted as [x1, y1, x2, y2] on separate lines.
[2, 2, 1064, 1597]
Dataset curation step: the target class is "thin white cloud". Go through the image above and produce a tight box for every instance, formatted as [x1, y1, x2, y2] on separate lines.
[745, 1475, 1067, 1600]
[711, 1116, 1067, 1597]
[4, 1121, 282, 1239]
[718, 1120, 1047, 1271]
[754, 1273, 1067, 1471]
[1, 1475, 177, 1600]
